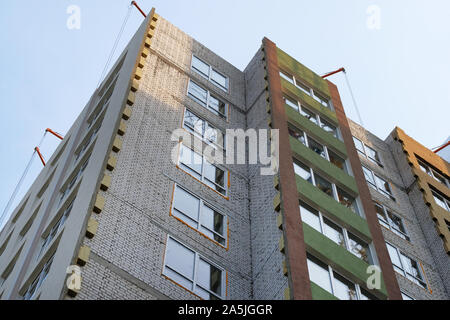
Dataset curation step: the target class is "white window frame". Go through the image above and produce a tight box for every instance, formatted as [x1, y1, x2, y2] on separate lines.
[187, 80, 228, 119]
[300, 201, 372, 263]
[60, 155, 90, 204]
[191, 55, 229, 92]
[430, 188, 450, 212]
[23, 254, 55, 300]
[172, 185, 228, 246]
[386, 242, 427, 289]
[374, 202, 409, 241]
[182, 108, 226, 151]
[417, 158, 449, 188]
[352, 136, 383, 167]
[162, 236, 226, 300]
[178, 144, 228, 196]
[362, 166, 395, 201]
[306, 253, 377, 300]
[279, 71, 332, 110]
[288, 124, 348, 174]
[283, 96, 340, 139]
[293, 159, 360, 215]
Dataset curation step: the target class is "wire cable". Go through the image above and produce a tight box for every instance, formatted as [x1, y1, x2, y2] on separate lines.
[97, 3, 133, 88]
[344, 71, 365, 127]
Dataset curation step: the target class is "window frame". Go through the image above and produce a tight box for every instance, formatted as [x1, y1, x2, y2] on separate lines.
[182, 108, 226, 151]
[178, 144, 228, 197]
[171, 185, 228, 247]
[191, 55, 229, 92]
[352, 136, 383, 167]
[386, 242, 427, 289]
[23, 254, 55, 300]
[288, 124, 348, 173]
[162, 236, 226, 300]
[416, 157, 449, 188]
[187, 80, 228, 119]
[300, 201, 372, 263]
[430, 188, 450, 212]
[279, 71, 332, 110]
[362, 166, 395, 201]
[293, 158, 360, 215]
[374, 202, 410, 241]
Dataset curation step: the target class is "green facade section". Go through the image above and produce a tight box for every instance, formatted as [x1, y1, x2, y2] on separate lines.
[295, 175, 371, 240]
[281, 78, 338, 126]
[277, 47, 330, 97]
[285, 104, 347, 157]
[303, 223, 388, 299]
[289, 136, 357, 194]
[310, 282, 338, 300]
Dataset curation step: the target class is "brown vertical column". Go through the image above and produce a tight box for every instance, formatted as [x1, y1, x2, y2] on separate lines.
[263, 37, 312, 300]
[327, 80, 402, 300]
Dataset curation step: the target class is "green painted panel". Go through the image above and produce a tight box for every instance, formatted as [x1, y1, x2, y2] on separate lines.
[281, 78, 337, 126]
[290, 137, 357, 194]
[310, 282, 338, 300]
[295, 175, 371, 240]
[277, 47, 330, 97]
[303, 223, 388, 298]
[285, 104, 347, 157]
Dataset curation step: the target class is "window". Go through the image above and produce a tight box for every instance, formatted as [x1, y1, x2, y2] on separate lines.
[23, 254, 55, 300]
[386, 242, 427, 289]
[60, 156, 90, 204]
[362, 166, 395, 200]
[416, 157, 449, 187]
[172, 185, 227, 245]
[306, 254, 377, 300]
[188, 80, 227, 118]
[183, 109, 225, 150]
[288, 125, 348, 173]
[75, 125, 100, 162]
[294, 159, 360, 214]
[279, 71, 331, 109]
[38, 200, 75, 257]
[401, 292, 415, 300]
[282, 96, 338, 138]
[300, 201, 372, 263]
[178, 145, 228, 195]
[431, 188, 450, 212]
[163, 237, 226, 300]
[352, 137, 383, 167]
[191, 56, 229, 91]
[374, 202, 409, 240]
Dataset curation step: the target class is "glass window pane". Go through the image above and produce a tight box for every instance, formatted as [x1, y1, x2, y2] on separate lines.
[336, 187, 358, 214]
[432, 191, 448, 210]
[204, 160, 226, 194]
[299, 106, 318, 125]
[353, 137, 365, 154]
[431, 169, 447, 185]
[173, 186, 200, 226]
[288, 126, 306, 145]
[375, 175, 392, 196]
[306, 255, 332, 294]
[348, 232, 371, 263]
[299, 201, 321, 232]
[388, 212, 407, 234]
[333, 272, 357, 300]
[279, 71, 294, 85]
[400, 254, 423, 281]
[204, 125, 223, 148]
[208, 94, 226, 117]
[401, 292, 414, 300]
[197, 258, 223, 297]
[322, 217, 346, 248]
[211, 69, 228, 90]
[314, 174, 334, 198]
[200, 205, 226, 244]
[283, 96, 299, 111]
[362, 167, 376, 187]
[417, 160, 430, 175]
[328, 150, 346, 172]
[374, 203, 390, 229]
[184, 109, 204, 137]
[365, 146, 382, 165]
[307, 137, 326, 158]
[386, 243, 402, 270]
[191, 56, 210, 78]
[165, 238, 195, 281]
[295, 79, 311, 96]
[321, 119, 338, 137]
[188, 81, 207, 106]
[293, 159, 312, 184]
[179, 145, 203, 178]
[313, 91, 330, 108]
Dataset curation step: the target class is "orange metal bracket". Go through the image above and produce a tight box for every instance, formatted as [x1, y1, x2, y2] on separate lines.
[131, 1, 147, 18]
[35, 147, 46, 166]
[322, 67, 346, 79]
[46, 128, 64, 140]
[433, 141, 450, 153]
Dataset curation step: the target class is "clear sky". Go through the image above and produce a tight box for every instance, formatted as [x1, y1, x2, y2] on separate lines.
[1, 0, 449, 225]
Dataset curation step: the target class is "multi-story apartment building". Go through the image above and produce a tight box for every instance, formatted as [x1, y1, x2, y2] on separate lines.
[0, 8, 448, 300]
